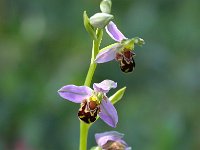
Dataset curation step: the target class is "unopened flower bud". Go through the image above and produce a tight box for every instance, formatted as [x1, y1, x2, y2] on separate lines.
[90, 13, 113, 29]
[100, 0, 112, 14]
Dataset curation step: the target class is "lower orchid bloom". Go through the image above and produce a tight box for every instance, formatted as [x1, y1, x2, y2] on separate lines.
[95, 131, 132, 150]
[95, 21, 144, 73]
[58, 80, 118, 128]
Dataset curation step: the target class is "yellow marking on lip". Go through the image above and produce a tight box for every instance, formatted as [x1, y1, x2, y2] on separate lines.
[90, 96, 97, 101]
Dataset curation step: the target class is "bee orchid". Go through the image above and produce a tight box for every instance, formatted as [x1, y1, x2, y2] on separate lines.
[95, 21, 144, 73]
[58, 80, 118, 128]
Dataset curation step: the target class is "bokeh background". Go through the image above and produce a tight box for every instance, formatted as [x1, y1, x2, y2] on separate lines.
[1, 0, 200, 149]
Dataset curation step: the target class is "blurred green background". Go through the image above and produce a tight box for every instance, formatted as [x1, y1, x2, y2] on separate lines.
[1, 0, 200, 149]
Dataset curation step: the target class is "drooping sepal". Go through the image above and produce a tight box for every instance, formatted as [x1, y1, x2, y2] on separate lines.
[99, 98, 118, 128]
[100, 0, 112, 14]
[83, 11, 97, 40]
[95, 43, 122, 63]
[90, 13, 113, 29]
[78, 99, 100, 124]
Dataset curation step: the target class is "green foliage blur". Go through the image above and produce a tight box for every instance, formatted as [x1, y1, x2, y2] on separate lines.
[1, 0, 200, 149]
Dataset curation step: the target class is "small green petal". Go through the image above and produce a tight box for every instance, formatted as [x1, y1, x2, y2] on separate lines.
[121, 39, 134, 50]
[109, 87, 126, 104]
[83, 11, 97, 40]
[133, 37, 145, 46]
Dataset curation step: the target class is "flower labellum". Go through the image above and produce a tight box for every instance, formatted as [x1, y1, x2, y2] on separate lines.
[116, 49, 136, 73]
[58, 80, 118, 128]
[78, 98, 100, 123]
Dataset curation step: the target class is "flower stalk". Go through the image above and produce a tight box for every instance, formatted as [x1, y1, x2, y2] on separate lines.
[80, 29, 103, 150]
[84, 29, 103, 86]
[80, 122, 90, 150]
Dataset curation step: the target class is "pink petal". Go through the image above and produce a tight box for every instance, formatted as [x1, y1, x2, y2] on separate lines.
[93, 80, 117, 93]
[106, 21, 127, 42]
[58, 85, 92, 103]
[95, 45, 119, 63]
[99, 98, 118, 128]
[95, 131, 124, 147]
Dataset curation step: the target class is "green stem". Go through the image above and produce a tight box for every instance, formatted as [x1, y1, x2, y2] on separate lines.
[79, 29, 103, 150]
[84, 29, 103, 86]
[79, 122, 89, 150]
[84, 43, 97, 86]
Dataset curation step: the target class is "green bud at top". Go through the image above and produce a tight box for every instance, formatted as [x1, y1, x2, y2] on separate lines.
[100, 0, 112, 14]
[90, 13, 113, 29]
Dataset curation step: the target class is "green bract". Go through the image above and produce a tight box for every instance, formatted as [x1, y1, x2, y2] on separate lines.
[110, 87, 126, 104]
[83, 11, 97, 40]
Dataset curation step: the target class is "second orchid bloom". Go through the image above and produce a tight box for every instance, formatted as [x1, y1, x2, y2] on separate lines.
[95, 21, 144, 73]
[58, 80, 118, 128]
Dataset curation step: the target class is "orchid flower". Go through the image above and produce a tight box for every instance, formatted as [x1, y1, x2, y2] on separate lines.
[95, 21, 144, 73]
[58, 80, 118, 128]
[95, 131, 132, 150]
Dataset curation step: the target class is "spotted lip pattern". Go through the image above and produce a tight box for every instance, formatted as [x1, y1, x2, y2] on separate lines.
[78, 99, 100, 124]
[116, 50, 135, 73]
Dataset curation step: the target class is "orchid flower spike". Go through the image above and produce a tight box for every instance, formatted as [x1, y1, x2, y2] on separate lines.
[95, 21, 144, 73]
[58, 80, 118, 128]
[95, 131, 132, 150]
